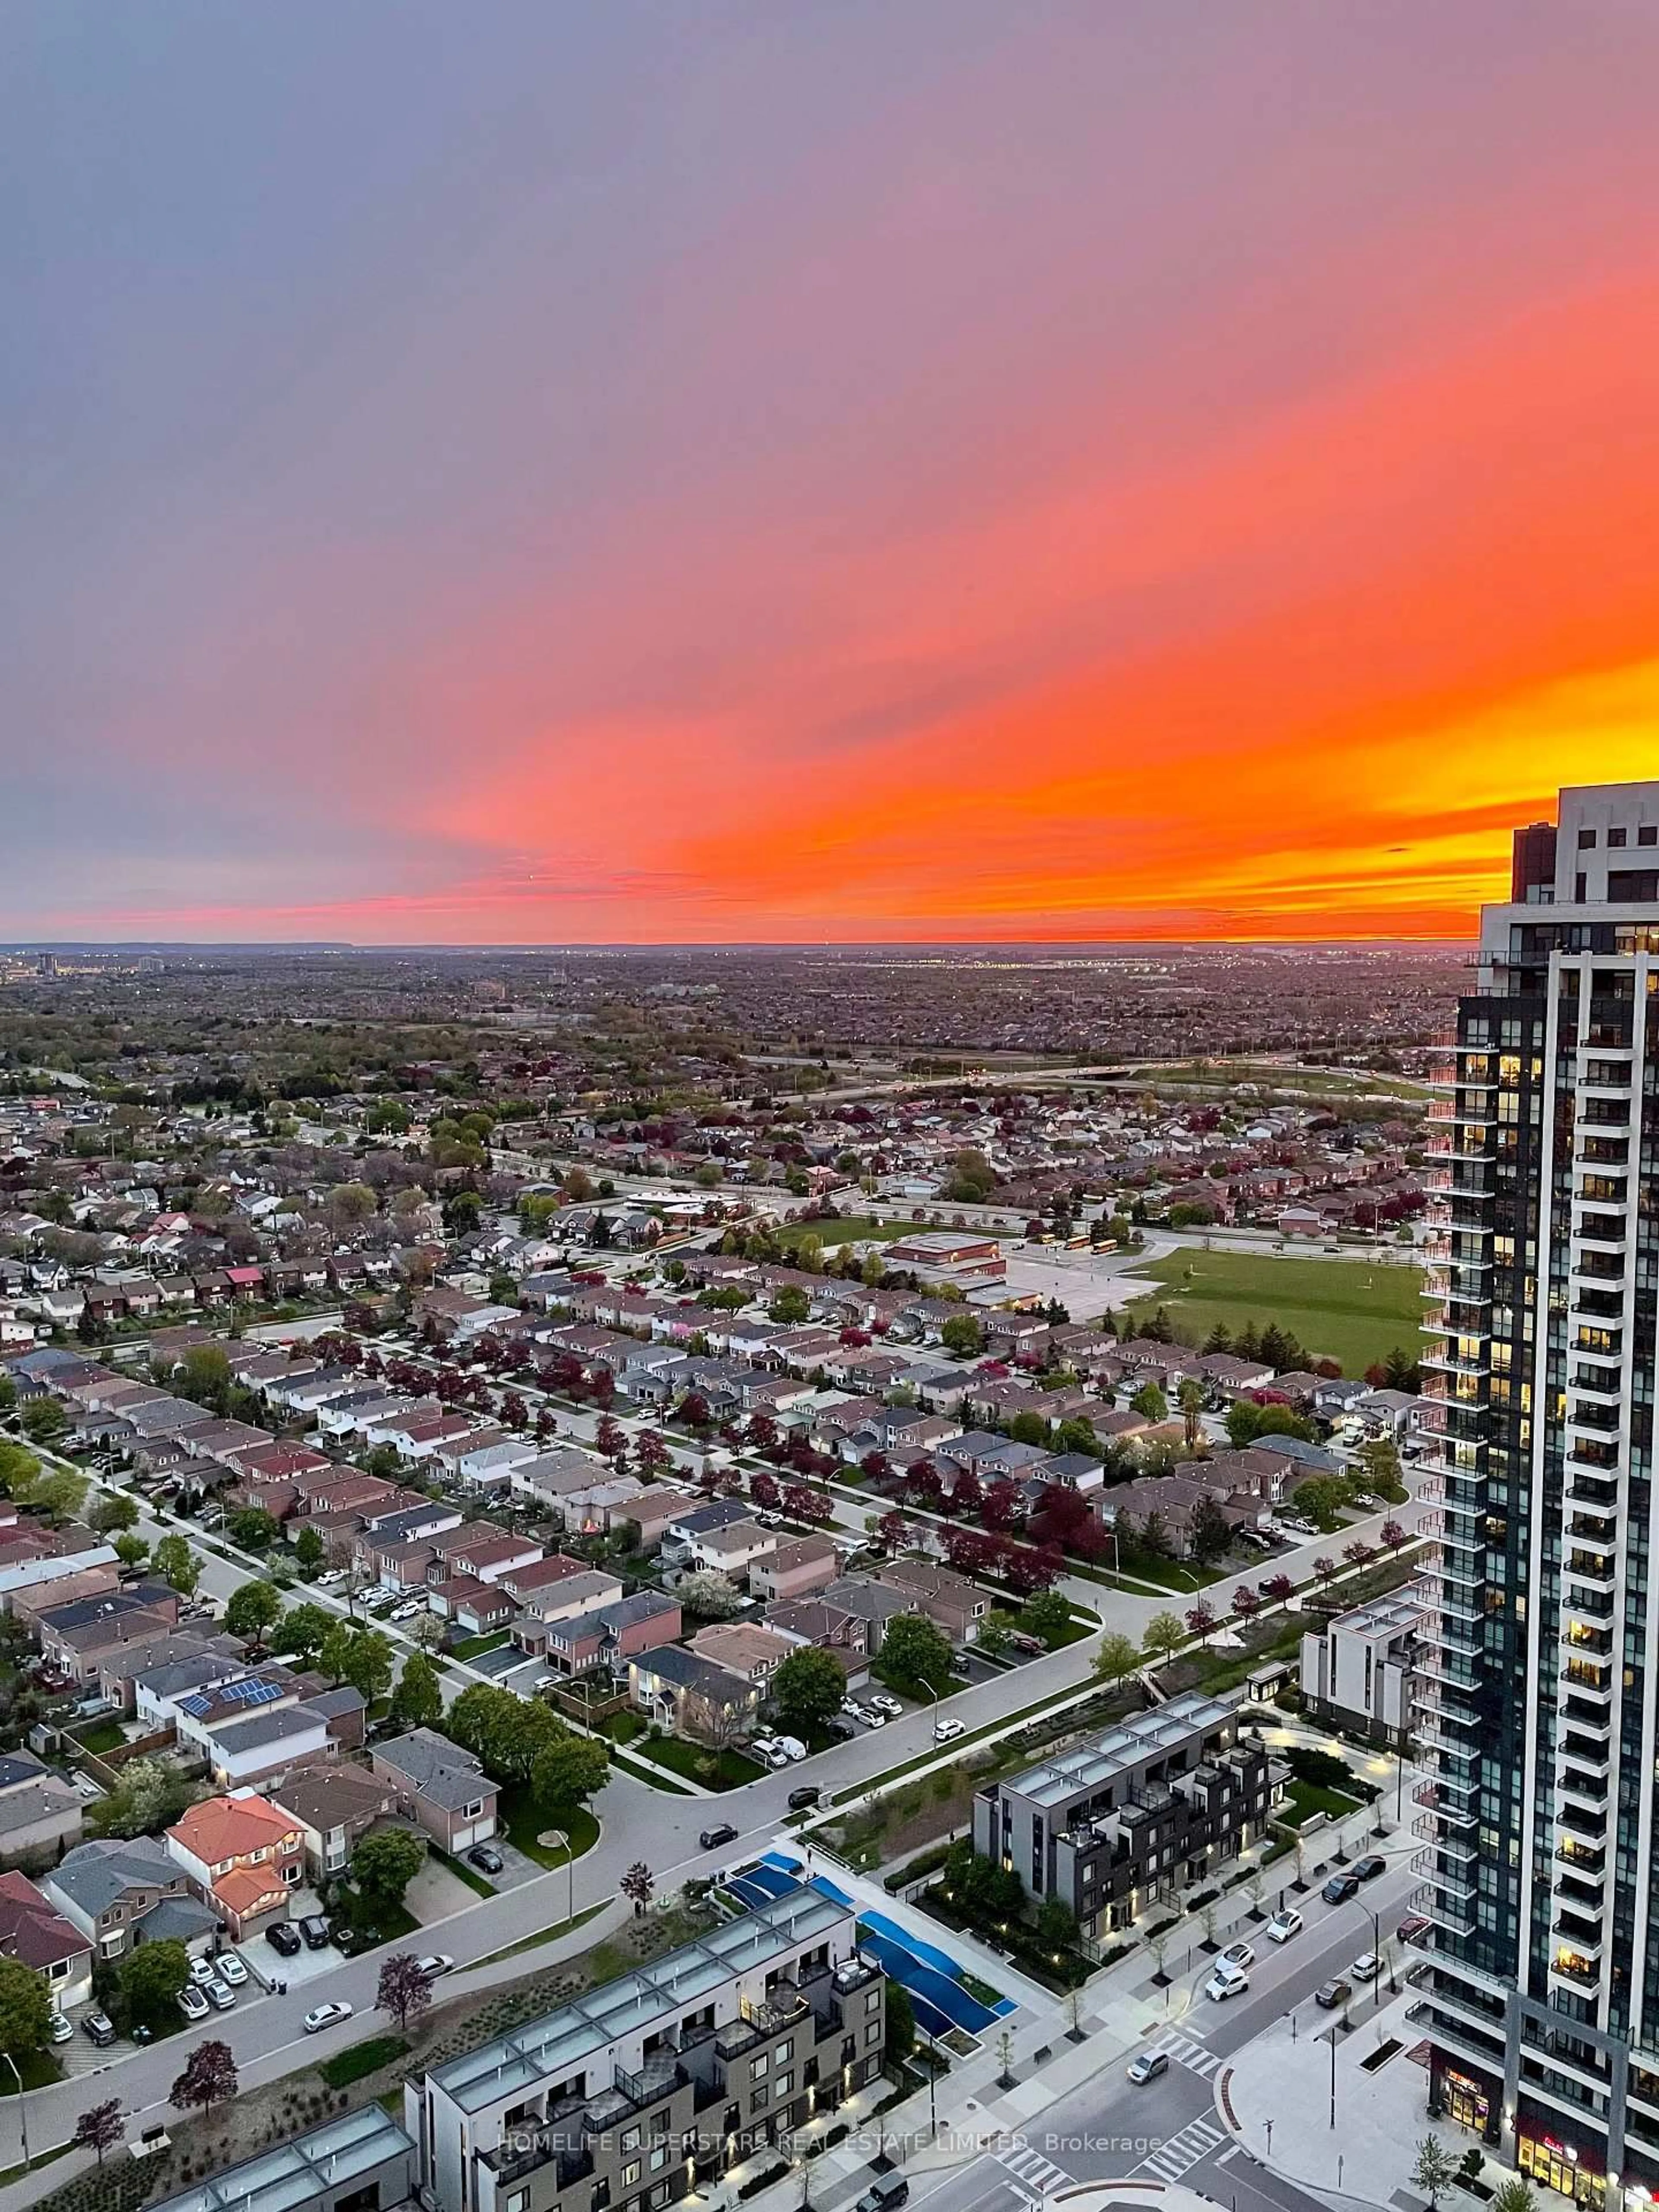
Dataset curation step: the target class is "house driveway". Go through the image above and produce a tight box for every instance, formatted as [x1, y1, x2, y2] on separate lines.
[404, 1853, 483, 1924]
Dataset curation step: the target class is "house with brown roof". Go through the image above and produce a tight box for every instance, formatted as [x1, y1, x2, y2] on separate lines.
[0, 1868, 93, 2009]
[165, 1792, 306, 1939]
[871, 1557, 989, 1645]
[747, 1534, 840, 1605]
[686, 1621, 796, 1691]
[268, 1768, 404, 1883]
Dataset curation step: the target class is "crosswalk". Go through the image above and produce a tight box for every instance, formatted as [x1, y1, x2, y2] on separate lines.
[1145, 2028, 1221, 2079]
[1137, 2115, 1227, 2183]
[997, 2141, 1074, 2200]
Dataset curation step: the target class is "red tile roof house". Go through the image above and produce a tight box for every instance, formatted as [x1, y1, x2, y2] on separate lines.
[0, 1869, 94, 2010]
[165, 1793, 306, 1941]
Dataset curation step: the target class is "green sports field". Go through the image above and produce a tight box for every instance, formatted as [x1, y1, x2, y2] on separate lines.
[1121, 1248, 1424, 1379]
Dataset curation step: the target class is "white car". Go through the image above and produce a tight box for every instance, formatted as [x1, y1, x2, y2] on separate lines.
[1204, 1961, 1250, 2002]
[214, 1953, 248, 1986]
[765, 1748, 791, 1770]
[48, 2012, 74, 2044]
[414, 1954, 455, 1980]
[862, 1707, 889, 1727]
[204, 1979, 235, 2011]
[1351, 1952, 1384, 1983]
[933, 1718, 965, 1743]
[1220, 1939, 1255, 1969]
[304, 2001, 354, 2035]
[1266, 1908, 1304, 1944]
[868, 1694, 903, 1717]
[178, 1986, 210, 2023]
[189, 1957, 218, 1987]
[751, 1736, 779, 1758]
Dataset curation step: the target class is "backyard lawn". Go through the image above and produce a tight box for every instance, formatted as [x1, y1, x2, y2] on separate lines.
[1121, 1248, 1423, 1379]
[498, 1791, 601, 1868]
[630, 1736, 766, 1790]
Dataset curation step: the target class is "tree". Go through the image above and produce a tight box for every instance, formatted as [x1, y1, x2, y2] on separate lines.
[1141, 1611, 1186, 1663]
[1380, 1517, 1408, 1553]
[940, 1313, 984, 1358]
[1178, 1377, 1206, 1449]
[1489, 2181, 1536, 2212]
[341, 1627, 396, 1704]
[0, 1956, 50, 2059]
[621, 1861, 655, 1915]
[19, 1397, 67, 1445]
[225, 1579, 284, 1647]
[679, 1569, 744, 1620]
[1231, 1583, 1262, 1622]
[1185, 1600, 1218, 1645]
[226, 1506, 280, 1552]
[352, 1827, 426, 1912]
[390, 1651, 444, 1732]
[1357, 1435, 1408, 1503]
[32, 1467, 88, 1523]
[0, 1441, 40, 1497]
[1036, 1896, 1078, 1952]
[119, 1939, 189, 2032]
[170, 2039, 238, 2116]
[1130, 1381, 1168, 1423]
[274, 1601, 333, 1667]
[377, 1951, 433, 2034]
[884, 1980, 916, 2063]
[1093, 1631, 1142, 1687]
[152, 1533, 200, 1597]
[1410, 2138, 1458, 2211]
[114, 1532, 150, 1570]
[293, 1524, 326, 1575]
[1187, 1494, 1232, 1565]
[1312, 1554, 1338, 1586]
[874, 1613, 954, 1699]
[86, 1755, 194, 1840]
[89, 1493, 139, 1535]
[1018, 1590, 1073, 1649]
[772, 1647, 847, 1737]
[74, 2099, 125, 2167]
[769, 1287, 810, 1325]
[318, 1618, 358, 1684]
[1294, 1477, 1351, 1533]
[532, 1732, 611, 1810]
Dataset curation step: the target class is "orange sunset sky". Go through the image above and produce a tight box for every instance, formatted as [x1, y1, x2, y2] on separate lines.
[6, 2, 1659, 943]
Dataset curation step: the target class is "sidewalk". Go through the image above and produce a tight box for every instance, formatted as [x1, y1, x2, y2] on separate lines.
[1217, 1985, 1502, 2212]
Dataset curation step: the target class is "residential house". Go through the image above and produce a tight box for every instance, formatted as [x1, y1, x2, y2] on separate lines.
[627, 1645, 762, 1746]
[0, 1868, 94, 2009]
[165, 1792, 306, 1940]
[0, 1750, 83, 1869]
[269, 1769, 407, 1884]
[369, 1729, 497, 1854]
[871, 1557, 989, 1645]
[45, 1836, 218, 1964]
[747, 1535, 840, 1605]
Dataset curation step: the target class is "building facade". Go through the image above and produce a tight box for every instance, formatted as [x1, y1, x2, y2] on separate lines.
[970, 1693, 1275, 1942]
[1415, 782, 1659, 2200]
[1299, 1592, 1419, 1748]
[406, 1883, 884, 2212]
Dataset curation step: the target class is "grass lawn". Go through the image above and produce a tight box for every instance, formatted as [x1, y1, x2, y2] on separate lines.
[73, 1718, 126, 1755]
[433, 1847, 496, 1897]
[317, 2034, 409, 2091]
[0, 2049, 61, 2093]
[631, 1736, 766, 1790]
[1121, 1249, 1423, 1379]
[451, 1628, 511, 1659]
[1278, 1778, 1362, 1828]
[499, 1791, 601, 1868]
[772, 1216, 903, 1250]
[474, 1899, 610, 1969]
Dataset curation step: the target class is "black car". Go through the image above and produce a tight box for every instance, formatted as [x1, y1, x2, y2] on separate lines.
[1322, 1873, 1360, 1904]
[787, 1784, 821, 1811]
[1315, 1977, 1353, 2011]
[468, 1843, 505, 1875]
[1353, 1854, 1387, 1882]
[299, 1914, 332, 1950]
[82, 2012, 117, 2047]
[265, 1922, 302, 1958]
[699, 1823, 739, 1850]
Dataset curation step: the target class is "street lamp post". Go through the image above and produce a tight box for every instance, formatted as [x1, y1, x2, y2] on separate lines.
[549, 1830, 573, 1926]
[1, 2051, 28, 2171]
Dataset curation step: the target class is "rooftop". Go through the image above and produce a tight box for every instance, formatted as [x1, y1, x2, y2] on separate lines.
[148, 2104, 414, 2212]
[1001, 1691, 1237, 1809]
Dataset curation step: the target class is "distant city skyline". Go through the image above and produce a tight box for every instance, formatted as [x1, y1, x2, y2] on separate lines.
[7, 3, 1659, 943]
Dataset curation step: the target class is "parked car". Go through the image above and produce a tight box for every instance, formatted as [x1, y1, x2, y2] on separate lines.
[854, 2174, 909, 2212]
[867, 1695, 902, 1718]
[1203, 1960, 1249, 2002]
[189, 1957, 217, 1987]
[1265, 1908, 1303, 1944]
[82, 2012, 117, 2047]
[48, 2012, 74, 2043]
[699, 1823, 739, 1850]
[205, 1978, 235, 2012]
[266, 1922, 302, 1957]
[178, 1986, 210, 2023]
[1322, 1873, 1360, 1904]
[933, 1717, 965, 1743]
[468, 1843, 505, 1875]
[862, 1707, 889, 1727]
[1351, 1952, 1384, 1983]
[303, 2001, 354, 2035]
[774, 1735, 808, 1761]
[1315, 1977, 1353, 2010]
[299, 1915, 332, 1950]
[214, 1953, 248, 1986]
[787, 1784, 821, 1811]
[1126, 2049, 1170, 2085]
[1397, 1913, 1433, 1947]
[1221, 1940, 1255, 1969]
[1353, 1855, 1387, 1883]
[414, 1954, 455, 1980]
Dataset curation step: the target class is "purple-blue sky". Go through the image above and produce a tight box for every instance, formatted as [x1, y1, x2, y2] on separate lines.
[6, 2, 1659, 941]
